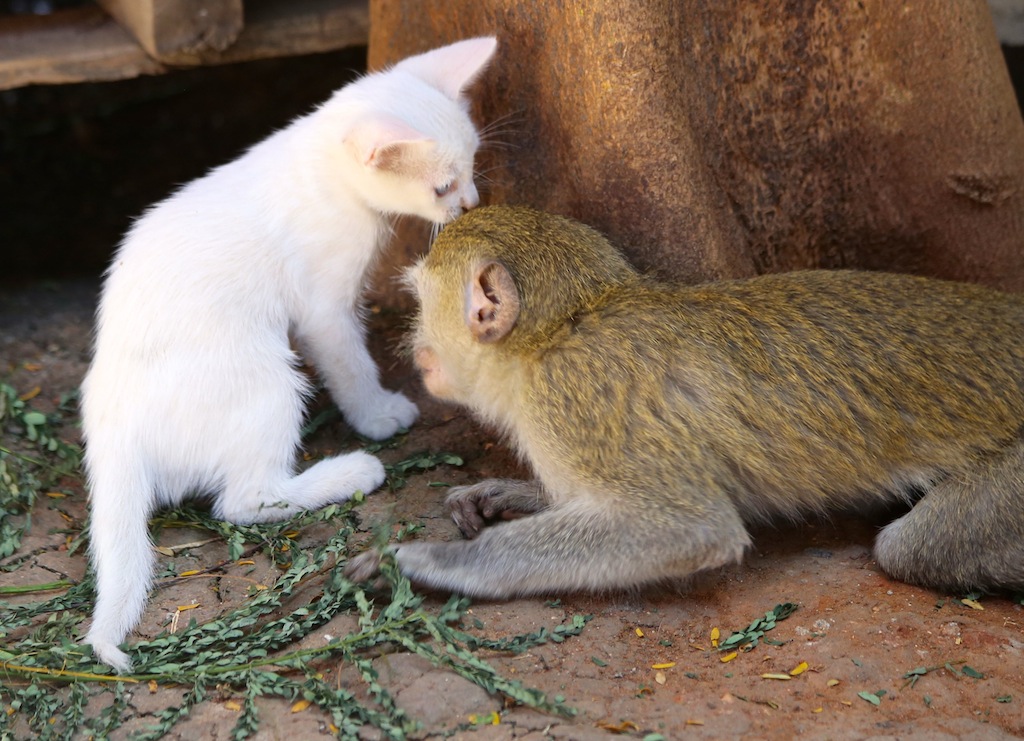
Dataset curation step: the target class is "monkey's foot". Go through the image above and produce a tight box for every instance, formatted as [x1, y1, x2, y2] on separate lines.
[444, 479, 547, 538]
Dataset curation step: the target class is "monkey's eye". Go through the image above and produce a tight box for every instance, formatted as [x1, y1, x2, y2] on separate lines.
[434, 181, 455, 197]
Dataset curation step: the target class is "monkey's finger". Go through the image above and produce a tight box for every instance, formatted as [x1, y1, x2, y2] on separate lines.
[450, 504, 486, 539]
[496, 509, 531, 521]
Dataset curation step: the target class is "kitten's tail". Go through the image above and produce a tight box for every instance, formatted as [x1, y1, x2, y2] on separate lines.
[83, 457, 155, 674]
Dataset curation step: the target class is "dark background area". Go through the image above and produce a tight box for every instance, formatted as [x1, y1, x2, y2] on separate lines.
[0, 34, 1021, 286]
[1, 46, 367, 283]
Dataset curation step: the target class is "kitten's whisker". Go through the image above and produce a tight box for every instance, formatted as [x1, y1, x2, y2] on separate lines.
[479, 109, 525, 135]
[479, 139, 522, 152]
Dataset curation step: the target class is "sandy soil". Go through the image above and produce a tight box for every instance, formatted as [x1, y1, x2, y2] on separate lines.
[1, 279, 1022, 740]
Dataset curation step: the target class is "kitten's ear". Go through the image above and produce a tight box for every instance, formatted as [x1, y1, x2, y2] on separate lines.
[465, 260, 519, 343]
[398, 37, 498, 100]
[345, 115, 433, 171]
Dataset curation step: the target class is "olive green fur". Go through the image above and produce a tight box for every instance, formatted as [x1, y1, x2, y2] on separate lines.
[387, 205, 1024, 596]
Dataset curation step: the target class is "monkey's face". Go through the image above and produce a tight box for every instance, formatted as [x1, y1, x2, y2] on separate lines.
[405, 255, 522, 411]
[405, 260, 477, 404]
[412, 345, 454, 399]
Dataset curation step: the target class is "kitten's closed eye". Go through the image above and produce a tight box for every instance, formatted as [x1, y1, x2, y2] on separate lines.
[435, 181, 455, 197]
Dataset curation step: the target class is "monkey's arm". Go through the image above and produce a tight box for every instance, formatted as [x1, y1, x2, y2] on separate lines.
[345, 494, 750, 597]
[445, 479, 547, 538]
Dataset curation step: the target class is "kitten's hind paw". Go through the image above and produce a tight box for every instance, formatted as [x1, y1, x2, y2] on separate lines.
[335, 450, 387, 496]
[349, 391, 419, 440]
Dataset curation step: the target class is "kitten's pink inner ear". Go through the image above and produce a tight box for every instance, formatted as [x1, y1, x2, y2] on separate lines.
[466, 261, 519, 343]
[345, 115, 432, 169]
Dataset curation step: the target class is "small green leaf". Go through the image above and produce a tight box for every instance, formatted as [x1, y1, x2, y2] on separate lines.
[962, 665, 985, 679]
[21, 411, 46, 426]
[591, 656, 608, 667]
[858, 691, 882, 706]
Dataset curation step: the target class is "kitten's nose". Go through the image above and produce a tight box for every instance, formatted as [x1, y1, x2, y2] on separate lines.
[460, 183, 480, 211]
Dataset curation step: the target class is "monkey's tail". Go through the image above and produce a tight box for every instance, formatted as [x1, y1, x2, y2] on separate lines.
[874, 438, 1024, 593]
[82, 457, 156, 674]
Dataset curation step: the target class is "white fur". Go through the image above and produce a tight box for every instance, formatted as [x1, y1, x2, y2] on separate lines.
[81, 37, 498, 673]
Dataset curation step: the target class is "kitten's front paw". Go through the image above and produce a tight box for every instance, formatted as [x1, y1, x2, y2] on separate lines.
[349, 391, 419, 440]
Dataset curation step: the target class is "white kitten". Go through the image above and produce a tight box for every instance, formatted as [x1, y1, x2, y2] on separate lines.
[80, 37, 498, 673]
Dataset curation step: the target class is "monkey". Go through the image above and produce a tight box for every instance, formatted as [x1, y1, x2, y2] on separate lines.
[345, 204, 1024, 596]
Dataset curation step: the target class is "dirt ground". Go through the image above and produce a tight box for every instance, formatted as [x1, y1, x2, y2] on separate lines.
[2, 277, 1023, 740]
[2, 44, 1024, 741]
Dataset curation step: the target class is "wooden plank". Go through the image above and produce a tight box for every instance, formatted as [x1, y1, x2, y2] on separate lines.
[0, 0, 369, 91]
[0, 7, 164, 89]
[183, 0, 368, 65]
[95, 0, 244, 62]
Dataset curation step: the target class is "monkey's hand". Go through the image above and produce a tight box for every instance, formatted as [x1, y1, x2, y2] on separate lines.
[344, 548, 387, 586]
[445, 479, 547, 539]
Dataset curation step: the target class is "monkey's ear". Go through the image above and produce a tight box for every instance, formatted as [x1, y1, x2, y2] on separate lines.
[466, 261, 520, 343]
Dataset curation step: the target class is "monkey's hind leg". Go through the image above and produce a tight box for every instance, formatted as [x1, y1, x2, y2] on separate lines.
[445, 479, 547, 538]
[351, 496, 751, 599]
[874, 440, 1024, 593]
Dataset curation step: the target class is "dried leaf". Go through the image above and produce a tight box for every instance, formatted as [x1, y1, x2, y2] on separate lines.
[17, 386, 41, 401]
[635, 628, 645, 638]
[651, 662, 676, 669]
[827, 679, 840, 688]
[761, 673, 792, 681]
[224, 700, 242, 712]
[291, 699, 312, 713]
[960, 598, 985, 610]
[598, 720, 640, 732]
[721, 652, 738, 663]
[710, 626, 720, 648]
[789, 661, 809, 676]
